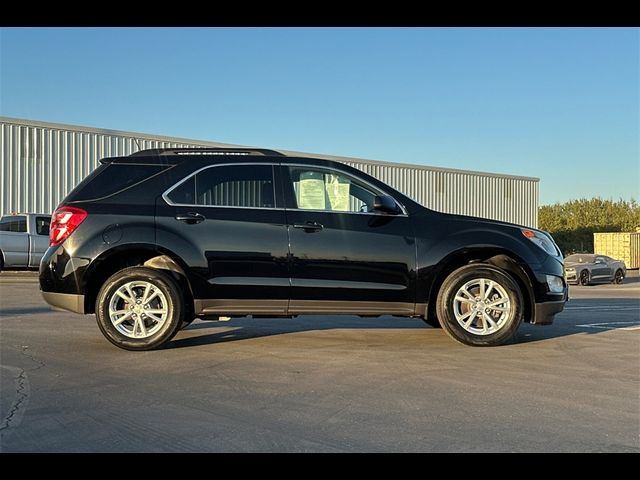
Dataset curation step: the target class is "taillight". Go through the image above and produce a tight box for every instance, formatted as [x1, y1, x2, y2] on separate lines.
[50, 206, 88, 246]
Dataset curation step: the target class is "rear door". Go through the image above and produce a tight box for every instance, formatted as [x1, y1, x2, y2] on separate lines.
[156, 163, 290, 315]
[0, 215, 29, 266]
[280, 164, 416, 316]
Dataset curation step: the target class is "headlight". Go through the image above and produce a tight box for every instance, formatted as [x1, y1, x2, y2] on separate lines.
[521, 229, 558, 256]
[546, 275, 565, 293]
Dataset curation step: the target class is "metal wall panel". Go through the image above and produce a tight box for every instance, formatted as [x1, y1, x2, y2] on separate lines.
[0, 117, 539, 227]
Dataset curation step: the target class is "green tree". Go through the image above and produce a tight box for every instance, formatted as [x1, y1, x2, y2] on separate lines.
[539, 198, 640, 255]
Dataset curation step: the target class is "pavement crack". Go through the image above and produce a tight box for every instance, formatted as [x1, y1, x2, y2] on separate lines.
[0, 367, 28, 432]
[21, 345, 46, 371]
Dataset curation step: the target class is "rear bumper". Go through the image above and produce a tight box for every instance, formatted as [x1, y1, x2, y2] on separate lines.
[41, 291, 85, 314]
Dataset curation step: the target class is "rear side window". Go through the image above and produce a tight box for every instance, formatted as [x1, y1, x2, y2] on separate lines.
[0, 216, 27, 233]
[67, 164, 169, 201]
[36, 216, 50, 236]
[166, 165, 275, 208]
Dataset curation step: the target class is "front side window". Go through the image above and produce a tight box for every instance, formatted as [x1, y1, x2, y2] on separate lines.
[166, 164, 275, 208]
[287, 167, 378, 213]
[0, 216, 27, 233]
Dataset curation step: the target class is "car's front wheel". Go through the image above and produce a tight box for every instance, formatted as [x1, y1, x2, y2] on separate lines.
[579, 270, 590, 286]
[436, 264, 524, 346]
[614, 269, 625, 285]
[95, 267, 184, 351]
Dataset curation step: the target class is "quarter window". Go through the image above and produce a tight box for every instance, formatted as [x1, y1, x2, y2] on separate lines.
[167, 165, 275, 208]
[286, 167, 378, 213]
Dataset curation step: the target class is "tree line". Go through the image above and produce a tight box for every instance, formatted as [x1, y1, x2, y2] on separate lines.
[539, 198, 640, 255]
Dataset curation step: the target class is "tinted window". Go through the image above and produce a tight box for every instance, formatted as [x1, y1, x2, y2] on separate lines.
[167, 165, 275, 208]
[0, 216, 27, 233]
[287, 167, 378, 213]
[67, 164, 169, 201]
[36, 216, 50, 236]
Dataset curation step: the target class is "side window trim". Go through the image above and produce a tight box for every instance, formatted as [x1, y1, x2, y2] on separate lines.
[162, 163, 280, 210]
[282, 163, 408, 216]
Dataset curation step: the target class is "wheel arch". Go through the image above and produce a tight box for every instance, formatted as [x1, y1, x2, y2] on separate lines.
[83, 243, 194, 314]
[424, 247, 535, 326]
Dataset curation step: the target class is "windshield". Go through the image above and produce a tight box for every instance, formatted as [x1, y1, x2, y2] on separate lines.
[565, 254, 595, 264]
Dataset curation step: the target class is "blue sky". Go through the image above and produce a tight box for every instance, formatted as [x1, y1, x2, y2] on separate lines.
[1, 27, 638, 204]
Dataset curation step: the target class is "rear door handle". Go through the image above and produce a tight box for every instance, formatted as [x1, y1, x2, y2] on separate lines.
[293, 222, 324, 232]
[175, 212, 205, 224]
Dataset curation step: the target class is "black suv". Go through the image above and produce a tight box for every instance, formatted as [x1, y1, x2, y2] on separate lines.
[40, 148, 567, 350]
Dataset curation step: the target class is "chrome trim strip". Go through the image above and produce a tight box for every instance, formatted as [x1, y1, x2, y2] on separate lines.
[291, 278, 406, 290]
[162, 163, 279, 210]
[208, 276, 290, 287]
[161, 162, 409, 217]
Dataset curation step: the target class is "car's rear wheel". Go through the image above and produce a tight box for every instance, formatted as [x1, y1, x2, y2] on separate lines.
[579, 270, 590, 286]
[95, 267, 184, 351]
[614, 269, 625, 285]
[436, 264, 524, 346]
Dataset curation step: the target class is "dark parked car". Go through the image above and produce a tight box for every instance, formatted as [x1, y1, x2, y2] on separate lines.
[564, 254, 626, 285]
[40, 148, 567, 350]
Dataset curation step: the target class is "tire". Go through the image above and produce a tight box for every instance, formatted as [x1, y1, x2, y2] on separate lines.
[95, 267, 184, 351]
[614, 269, 624, 285]
[436, 264, 524, 346]
[0, 251, 3, 273]
[579, 270, 590, 286]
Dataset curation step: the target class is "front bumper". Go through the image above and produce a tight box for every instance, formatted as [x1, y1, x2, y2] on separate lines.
[41, 291, 86, 314]
[529, 255, 568, 325]
[534, 300, 565, 325]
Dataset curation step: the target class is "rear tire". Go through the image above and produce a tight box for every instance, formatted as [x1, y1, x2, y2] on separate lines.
[579, 270, 590, 286]
[95, 267, 184, 351]
[614, 269, 624, 285]
[436, 264, 524, 346]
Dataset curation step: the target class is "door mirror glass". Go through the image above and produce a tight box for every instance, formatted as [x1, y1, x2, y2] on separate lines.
[373, 195, 400, 214]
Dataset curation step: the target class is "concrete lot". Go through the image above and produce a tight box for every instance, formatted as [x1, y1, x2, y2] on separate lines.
[1, 271, 638, 452]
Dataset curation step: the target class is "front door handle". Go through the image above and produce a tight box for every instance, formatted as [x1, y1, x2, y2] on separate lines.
[293, 222, 324, 232]
[175, 212, 205, 224]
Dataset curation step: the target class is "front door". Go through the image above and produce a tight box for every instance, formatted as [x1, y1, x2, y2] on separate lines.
[156, 163, 290, 315]
[280, 165, 416, 316]
[592, 256, 612, 280]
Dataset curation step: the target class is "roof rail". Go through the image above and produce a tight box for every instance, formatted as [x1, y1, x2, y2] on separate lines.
[130, 147, 285, 157]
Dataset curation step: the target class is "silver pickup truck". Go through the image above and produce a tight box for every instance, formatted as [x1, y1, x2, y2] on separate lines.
[0, 213, 51, 271]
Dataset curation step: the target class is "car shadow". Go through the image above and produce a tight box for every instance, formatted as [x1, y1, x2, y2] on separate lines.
[0, 306, 56, 317]
[166, 300, 636, 349]
[168, 315, 425, 349]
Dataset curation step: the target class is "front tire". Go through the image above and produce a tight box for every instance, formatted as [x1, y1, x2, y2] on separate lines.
[614, 269, 624, 285]
[436, 264, 524, 346]
[579, 270, 590, 286]
[95, 267, 184, 351]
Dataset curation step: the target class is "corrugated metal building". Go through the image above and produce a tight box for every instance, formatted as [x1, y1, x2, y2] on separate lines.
[0, 117, 539, 227]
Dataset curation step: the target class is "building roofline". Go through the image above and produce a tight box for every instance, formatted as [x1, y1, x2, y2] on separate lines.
[1, 116, 539, 182]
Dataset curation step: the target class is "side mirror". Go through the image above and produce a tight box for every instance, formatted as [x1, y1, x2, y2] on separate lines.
[373, 195, 400, 214]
